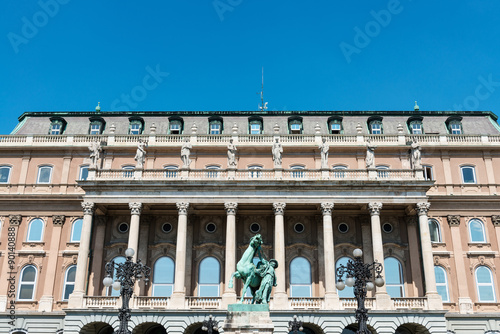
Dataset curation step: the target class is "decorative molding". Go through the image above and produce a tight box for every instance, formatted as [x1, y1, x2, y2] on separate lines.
[129, 202, 142, 215]
[81, 202, 95, 215]
[273, 202, 286, 215]
[52, 215, 65, 226]
[224, 202, 238, 215]
[176, 202, 189, 215]
[320, 202, 334, 216]
[368, 202, 382, 216]
[447, 215, 460, 227]
[416, 202, 431, 216]
[9, 215, 22, 226]
[492, 215, 500, 227]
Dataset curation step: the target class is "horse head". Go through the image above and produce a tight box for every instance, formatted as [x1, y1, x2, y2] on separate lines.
[249, 234, 263, 249]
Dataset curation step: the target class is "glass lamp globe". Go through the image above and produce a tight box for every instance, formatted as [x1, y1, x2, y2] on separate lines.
[366, 281, 375, 291]
[112, 281, 121, 291]
[336, 281, 345, 291]
[345, 277, 355, 287]
[103, 276, 113, 287]
[125, 248, 135, 258]
[353, 248, 363, 258]
[299, 327, 304, 332]
[375, 277, 385, 287]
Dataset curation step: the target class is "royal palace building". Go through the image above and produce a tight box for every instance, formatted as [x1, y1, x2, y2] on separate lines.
[0, 106, 499, 334]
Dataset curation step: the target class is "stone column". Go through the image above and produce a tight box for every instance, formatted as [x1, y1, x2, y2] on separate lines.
[448, 215, 471, 313]
[320, 203, 340, 309]
[128, 203, 142, 262]
[68, 202, 95, 308]
[169, 202, 189, 309]
[272, 202, 288, 309]
[368, 202, 392, 309]
[416, 202, 442, 309]
[222, 202, 238, 307]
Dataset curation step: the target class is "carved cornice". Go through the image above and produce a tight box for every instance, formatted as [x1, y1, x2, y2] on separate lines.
[416, 202, 431, 216]
[129, 202, 142, 215]
[273, 202, 286, 215]
[368, 202, 382, 216]
[81, 202, 95, 215]
[492, 215, 500, 227]
[224, 202, 238, 215]
[447, 215, 461, 227]
[52, 215, 65, 226]
[176, 202, 189, 215]
[9, 215, 22, 226]
[320, 203, 334, 216]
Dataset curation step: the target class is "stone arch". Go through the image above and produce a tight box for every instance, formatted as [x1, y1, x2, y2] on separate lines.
[79, 321, 114, 334]
[377, 315, 440, 334]
[133, 322, 167, 334]
[395, 323, 431, 334]
[340, 323, 377, 334]
[300, 322, 325, 334]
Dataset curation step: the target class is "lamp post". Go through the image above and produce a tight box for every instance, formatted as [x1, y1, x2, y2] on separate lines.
[288, 315, 304, 334]
[103, 248, 151, 334]
[201, 314, 219, 334]
[336, 248, 384, 334]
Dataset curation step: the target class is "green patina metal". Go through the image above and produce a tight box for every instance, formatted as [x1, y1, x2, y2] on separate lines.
[227, 304, 270, 312]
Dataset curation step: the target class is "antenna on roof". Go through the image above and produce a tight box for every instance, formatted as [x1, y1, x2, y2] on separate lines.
[258, 67, 268, 111]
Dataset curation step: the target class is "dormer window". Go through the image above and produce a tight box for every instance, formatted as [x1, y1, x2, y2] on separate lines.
[128, 117, 144, 135]
[168, 116, 184, 134]
[446, 116, 463, 134]
[328, 116, 343, 134]
[288, 117, 303, 134]
[367, 116, 383, 134]
[208, 116, 223, 135]
[407, 116, 423, 134]
[249, 116, 263, 134]
[49, 117, 66, 135]
[89, 117, 105, 135]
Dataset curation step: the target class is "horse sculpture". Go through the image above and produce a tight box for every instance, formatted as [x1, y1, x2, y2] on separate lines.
[228, 233, 263, 303]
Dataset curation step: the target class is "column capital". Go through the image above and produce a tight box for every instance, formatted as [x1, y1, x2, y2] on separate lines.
[368, 202, 382, 216]
[176, 202, 190, 215]
[447, 215, 461, 227]
[129, 202, 143, 215]
[9, 215, 22, 226]
[52, 215, 66, 226]
[416, 202, 431, 216]
[224, 202, 238, 215]
[320, 202, 334, 216]
[273, 202, 286, 215]
[81, 202, 95, 215]
[492, 215, 500, 227]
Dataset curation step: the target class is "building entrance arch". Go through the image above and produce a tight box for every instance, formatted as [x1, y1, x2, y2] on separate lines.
[79, 322, 114, 334]
[395, 323, 430, 334]
[342, 324, 377, 334]
[133, 322, 167, 334]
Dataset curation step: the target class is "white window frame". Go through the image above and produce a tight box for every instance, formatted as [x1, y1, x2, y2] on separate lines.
[0, 165, 12, 183]
[450, 122, 462, 134]
[206, 165, 221, 178]
[429, 219, 442, 243]
[434, 266, 449, 302]
[370, 122, 382, 134]
[164, 165, 178, 178]
[411, 122, 423, 134]
[423, 165, 433, 181]
[198, 257, 220, 297]
[210, 123, 221, 135]
[37, 165, 53, 184]
[62, 265, 76, 300]
[248, 165, 263, 179]
[79, 165, 89, 181]
[89, 123, 101, 135]
[461, 165, 476, 184]
[475, 266, 496, 302]
[70, 219, 83, 243]
[290, 165, 305, 178]
[290, 123, 301, 134]
[26, 218, 44, 242]
[50, 123, 62, 135]
[384, 257, 405, 298]
[468, 218, 486, 243]
[250, 123, 261, 134]
[122, 165, 135, 178]
[290, 257, 312, 298]
[17, 265, 37, 301]
[152, 257, 175, 297]
[129, 123, 141, 135]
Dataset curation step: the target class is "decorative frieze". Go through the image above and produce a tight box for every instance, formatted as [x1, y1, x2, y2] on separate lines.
[176, 202, 189, 215]
[81, 202, 95, 215]
[491, 215, 500, 227]
[447, 215, 461, 227]
[9, 215, 22, 226]
[52, 215, 65, 226]
[129, 202, 143, 215]
[273, 202, 286, 215]
[224, 202, 238, 215]
[320, 202, 334, 216]
[368, 202, 382, 216]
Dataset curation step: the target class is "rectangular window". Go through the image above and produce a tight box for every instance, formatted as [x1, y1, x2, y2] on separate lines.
[170, 123, 181, 134]
[164, 166, 178, 178]
[0, 166, 11, 183]
[37, 166, 53, 184]
[331, 123, 341, 134]
[122, 166, 134, 178]
[461, 166, 476, 184]
[51, 124, 61, 135]
[79, 166, 89, 180]
[411, 123, 422, 134]
[210, 123, 221, 134]
[248, 166, 262, 178]
[423, 165, 433, 180]
[130, 123, 141, 135]
[291, 166, 305, 178]
[371, 123, 382, 134]
[290, 123, 301, 134]
[451, 123, 462, 134]
[250, 124, 261, 134]
[90, 124, 101, 135]
[206, 166, 220, 178]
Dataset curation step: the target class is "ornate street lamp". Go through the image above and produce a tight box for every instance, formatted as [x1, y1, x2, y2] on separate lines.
[103, 248, 151, 334]
[201, 314, 219, 334]
[288, 315, 304, 334]
[336, 248, 384, 334]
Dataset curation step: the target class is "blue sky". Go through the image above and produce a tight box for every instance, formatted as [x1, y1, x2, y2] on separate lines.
[1, 0, 500, 134]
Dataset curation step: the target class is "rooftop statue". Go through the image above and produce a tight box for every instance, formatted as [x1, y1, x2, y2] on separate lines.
[228, 234, 278, 304]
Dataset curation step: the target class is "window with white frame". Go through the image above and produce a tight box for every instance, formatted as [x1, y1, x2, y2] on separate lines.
[288, 117, 303, 134]
[70, 219, 83, 242]
[208, 118, 223, 135]
[107, 256, 126, 297]
[122, 165, 134, 178]
[79, 165, 89, 181]
[376, 165, 389, 178]
[429, 219, 441, 243]
[18, 265, 37, 300]
[423, 165, 433, 181]
[206, 165, 220, 178]
[291, 165, 305, 178]
[250, 123, 261, 134]
[449, 121, 462, 134]
[89, 123, 101, 135]
[290, 257, 312, 297]
[461, 165, 476, 184]
[26, 218, 44, 242]
[384, 257, 404, 298]
[0, 165, 11, 183]
[153, 257, 175, 297]
[128, 117, 144, 135]
[249, 117, 263, 134]
[475, 266, 496, 302]
[336, 257, 354, 297]
[469, 218, 486, 243]
[332, 165, 347, 178]
[248, 165, 263, 178]
[328, 116, 343, 134]
[407, 117, 424, 135]
[434, 266, 449, 302]
[164, 165, 178, 178]
[62, 265, 76, 300]
[169, 119, 183, 134]
[37, 165, 53, 184]
[368, 117, 384, 135]
[49, 119, 66, 135]
[198, 257, 220, 297]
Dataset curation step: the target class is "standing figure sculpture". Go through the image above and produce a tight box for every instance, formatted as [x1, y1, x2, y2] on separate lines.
[366, 139, 376, 169]
[272, 138, 283, 168]
[410, 138, 422, 169]
[88, 140, 102, 169]
[134, 140, 147, 168]
[254, 258, 278, 304]
[181, 138, 192, 168]
[319, 138, 329, 169]
[227, 139, 237, 168]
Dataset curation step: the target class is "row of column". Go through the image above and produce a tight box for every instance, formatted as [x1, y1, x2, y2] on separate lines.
[69, 201, 442, 310]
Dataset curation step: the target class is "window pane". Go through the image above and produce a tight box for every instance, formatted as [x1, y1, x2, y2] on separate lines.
[80, 166, 89, 180]
[210, 124, 220, 134]
[412, 123, 422, 134]
[154, 257, 175, 284]
[429, 220, 440, 242]
[290, 257, 311, 284]
[251, 124, 260, 134]
[386, 286, 403, 298]
[436, 285, 449, 302]
[461, 167, 475, 183]
[38, 166, 52, 183]
[71, 219, 83, 242]
[66, 266, 76, 282]
[371, 123, 381, 134]
[22, 266, 37, 282]
[478, 286, 495, 301]
[476, 267, 492, 283]
[385, 257, 404, 298]
[19, 285, 34, 300]
[27, 219, 43, 242]
[451, 123, 462, 134]
[198, 285, 219, 297]
[0, 167, 10, 183]
[434, 267, 446, 283]
[291, 285, 311, 298]
[331, 123, 341, 131]
[470, 220, 486, 242]
[199, 257, 220, 284]
[90, 124, 101, 134]
[63, 284, 74, 300]
[51, 124, 61, 135]
[153, 285, 173, 297]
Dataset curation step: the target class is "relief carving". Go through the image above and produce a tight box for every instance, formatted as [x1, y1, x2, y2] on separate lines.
[447, 215, 460, 227]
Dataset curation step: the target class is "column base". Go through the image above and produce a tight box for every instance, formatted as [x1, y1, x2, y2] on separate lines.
[458, 297, 473, 314]
[67, 291, 85, 308]
[38, 296, 54, 312]
[222, 292, 237, 308]
[324, 293, 340, 309]
[375, 292, 393, 310]
[271, 292, 288, 310]
[426, 292, 443, 310]
[0, 295, 7, 312]
[168, 292, 186, 309]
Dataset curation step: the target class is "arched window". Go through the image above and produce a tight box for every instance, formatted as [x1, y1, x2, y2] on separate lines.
[434, 266, 449, 302]
[198, 257, 220, 297]
[336, 257, 354, 298]
[26, 218, 44, 242]
[248, 165, 263, 179]
[376, 165, 389, 179]
[290, 165, 305, 179]
[469, 219, 486, 243]
[153, 257, 175, 297]
[384, 257, 404, 297]
[429, 219, 441, 243]
[290, 257, 312, 297]
[164, 165, 178, 178]
[206, 165, 221, 178]
[122, 165, 135, 178]
[0, 165, 12, 183]
[62, 265, 77, 300]
[475, 266, 496, 302]
[332, 165, 347, 179]
[70, 219, 83, 242]
[18, 265, 37, 300]
[461, 165, 476, 184]
[37, 165, 53, 184]
[107, 256, 126, 297]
